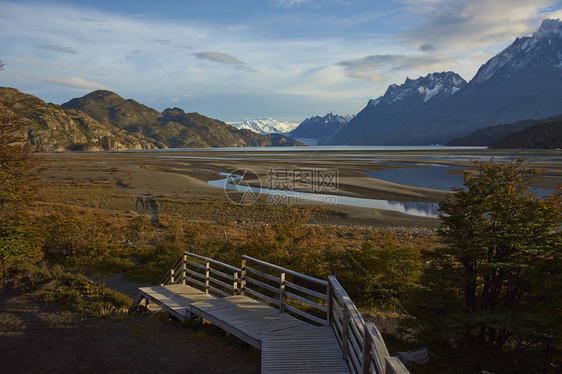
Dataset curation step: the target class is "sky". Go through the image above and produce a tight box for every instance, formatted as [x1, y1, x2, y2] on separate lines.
[1, 0, 562, 123]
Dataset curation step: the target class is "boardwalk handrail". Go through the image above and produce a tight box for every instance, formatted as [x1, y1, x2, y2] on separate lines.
[328, 276, 409, 374]
[242, 255, 329, 326]
[158, 252, 409, 373]
[161, 252, 241, 297]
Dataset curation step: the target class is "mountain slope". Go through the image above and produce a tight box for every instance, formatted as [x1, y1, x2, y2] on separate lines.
[447, 114, 562, 146]
[0, 87, 159, 151]
[62, 90, 301, 148]
[490, 120, 562, 149]
[228, 117, 299, 134]
[328, 19, 562, 145]
[328, 72, 467, 145]
[290, 112, 351, 144]
[1, 88, 302, 151]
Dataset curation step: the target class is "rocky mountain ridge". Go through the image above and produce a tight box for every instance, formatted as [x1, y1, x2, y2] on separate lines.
[327, 19, 562, 145]
[1, 88, 301, 151]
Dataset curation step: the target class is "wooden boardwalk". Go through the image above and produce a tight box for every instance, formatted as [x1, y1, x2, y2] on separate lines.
[130, 252, 409, 374]
[132, 284, 348, 373]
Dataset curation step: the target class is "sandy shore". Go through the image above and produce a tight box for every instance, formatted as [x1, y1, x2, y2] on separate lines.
[39, 148, 561, 228]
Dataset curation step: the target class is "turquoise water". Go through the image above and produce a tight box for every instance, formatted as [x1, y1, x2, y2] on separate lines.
[208, 173, 441, 218]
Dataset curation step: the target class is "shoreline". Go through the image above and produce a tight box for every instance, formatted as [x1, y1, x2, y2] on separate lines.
[38, 148, 561, 228]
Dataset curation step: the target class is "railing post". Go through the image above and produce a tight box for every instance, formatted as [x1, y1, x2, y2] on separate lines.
[182, 253, 187, 284]
[327, 279, 333, 326]
[342, 306, 350, 360]
[205, 261, 210, 294]
[279, 271, 286, 312]
[170, 268, 175, 284]
[240, 258, 246, 296]
[361, 325, 372, 374]
[233, 271, 239, 295]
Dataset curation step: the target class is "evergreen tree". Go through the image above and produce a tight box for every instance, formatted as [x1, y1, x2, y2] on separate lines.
[410, 160, 562, 372]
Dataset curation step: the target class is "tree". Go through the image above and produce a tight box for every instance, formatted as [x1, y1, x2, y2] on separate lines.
[0, 67, 43, 278]
[0, 107, 38, 218]
[410, 160, 562, 372]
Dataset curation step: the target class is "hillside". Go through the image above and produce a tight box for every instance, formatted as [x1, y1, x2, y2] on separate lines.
[289, 112, 351, 144]
[328, 19, 562, 145]
[62, 90, 301, 148]
[0, 87, 159, 151]
[490, 120, 562, 149]
[0, 87, 301, 151]
[447, 114, 562, 146]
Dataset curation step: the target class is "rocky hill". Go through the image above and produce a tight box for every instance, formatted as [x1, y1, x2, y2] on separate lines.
[327, 19, 562, 145]
[490, 120, 562, 149]
[0, 88, 301, 151]
[0, 87, 159, 151]
[289, 112, 351, 144]
[447, 114, 562, 146]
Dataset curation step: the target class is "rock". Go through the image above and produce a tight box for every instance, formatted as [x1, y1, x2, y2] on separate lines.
[394, 347, 429, 365]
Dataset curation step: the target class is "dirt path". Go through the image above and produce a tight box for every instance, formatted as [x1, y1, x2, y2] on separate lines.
[0, 289, 260, 374]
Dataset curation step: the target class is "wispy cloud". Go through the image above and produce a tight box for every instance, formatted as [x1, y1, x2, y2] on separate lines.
[38, 44, 76, 54]
[2, 0, 560, 122]
[193, 51, 245, 65]
[9, 71, 112, 90]
[398, 0, 561, 52]
[273, 0, 314, 8]
[193, 51, 254, 71]
[337, 54, 454, 81]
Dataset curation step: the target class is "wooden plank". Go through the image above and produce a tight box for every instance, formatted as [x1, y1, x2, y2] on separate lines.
[245, 286, 281, 306]
[185, 259, 205, 269]
[209, 285, 230, 297]
[185, 252, 240, 272]
[186, 278, 206, 289]
[209, 267, 234, 281]
[385, 357, 409, 374]
[284, 290, 326, 312]
[189, 300, 262, 349]
[209, 276, 233, 292]
[243, 255, 328, 286]
[185, 268, 205, 280]
[245, 276, 280, 294]
[286, 280, 327, 300]
[361, 327, 371, 374]
[261, 326, 349, 374]
[245, 266, 280, 283]
[284, 304, 328, 326]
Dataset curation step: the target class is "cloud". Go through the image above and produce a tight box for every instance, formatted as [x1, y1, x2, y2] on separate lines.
[419, 43, 436, 52]
[398, 0, 561, 52]
[337, 54, 454, 81]
[194, 51, 245, 65]
[193, 51, 254, 71]
[9, 71, 112, 90]
[273, 0, 314, 8]
[38, 44, 76, 54]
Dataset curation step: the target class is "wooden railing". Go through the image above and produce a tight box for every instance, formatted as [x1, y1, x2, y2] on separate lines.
[241, 255, 329, 326]
[328, 276, 409, 374]
[160, 252, 409, 373]
[160, 252, 241, 297]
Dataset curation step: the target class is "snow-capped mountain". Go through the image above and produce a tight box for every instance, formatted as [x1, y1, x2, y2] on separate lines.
[228, 117, 299, 134]
[472, 18, 562, 85]
[328, 19, 562, 145]
[370, 72, 467, 107]
[289, 112, 352, 144]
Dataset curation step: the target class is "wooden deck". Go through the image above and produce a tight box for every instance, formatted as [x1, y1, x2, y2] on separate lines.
[131, 284, 349, 373]
[130, 252, 409, 374]
[261, 327, 350, 373]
